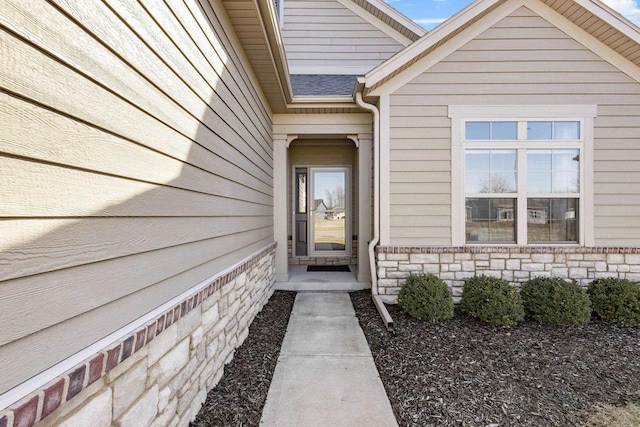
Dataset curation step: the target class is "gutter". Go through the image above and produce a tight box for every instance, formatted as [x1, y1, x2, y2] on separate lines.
[355, 79, 394, 331]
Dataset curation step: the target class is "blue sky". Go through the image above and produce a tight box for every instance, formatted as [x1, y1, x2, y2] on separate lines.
[385, 0, 640, 30]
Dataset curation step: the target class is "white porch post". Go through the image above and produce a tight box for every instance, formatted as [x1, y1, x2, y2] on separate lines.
[273, 136, 289, 282]
[357, 135, 372, 283]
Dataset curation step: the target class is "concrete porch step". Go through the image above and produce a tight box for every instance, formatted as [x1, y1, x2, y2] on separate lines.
[275, 265, 371, 292]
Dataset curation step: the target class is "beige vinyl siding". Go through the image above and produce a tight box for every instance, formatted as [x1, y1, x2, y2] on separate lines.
[0, 0, 273, 394]
[388, 6, 640, 247]
[282, 0, 404, 73]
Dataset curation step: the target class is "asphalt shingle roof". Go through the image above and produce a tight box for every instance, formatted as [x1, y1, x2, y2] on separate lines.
[290, 74, 358, 97]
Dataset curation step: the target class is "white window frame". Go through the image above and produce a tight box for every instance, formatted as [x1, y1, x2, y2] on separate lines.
[448, 105, 597, 247]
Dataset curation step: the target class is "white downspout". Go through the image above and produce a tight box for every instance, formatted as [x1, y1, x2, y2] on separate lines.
[355, 84, 394, 331]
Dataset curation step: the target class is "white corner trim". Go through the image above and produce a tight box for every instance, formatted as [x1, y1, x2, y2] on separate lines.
[0, 244, 275, 411]
[335, 0, 413, 46]
[347, 135, 360, 147]
[582, 115, 596, 246]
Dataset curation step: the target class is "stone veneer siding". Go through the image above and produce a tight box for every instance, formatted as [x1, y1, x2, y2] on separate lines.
[0, 244, 277, 427]
[376, 246, 640, 302]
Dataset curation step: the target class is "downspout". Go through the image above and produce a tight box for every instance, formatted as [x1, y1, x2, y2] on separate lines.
[355, 81, 394, 331]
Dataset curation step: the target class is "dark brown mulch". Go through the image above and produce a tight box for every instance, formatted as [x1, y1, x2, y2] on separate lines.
[351, 290, 640, 427]
[191, 290, 296, 427]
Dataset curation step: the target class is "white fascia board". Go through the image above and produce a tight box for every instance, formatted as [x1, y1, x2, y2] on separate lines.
[289, 65, 377, 75]
[291, 96, 355, 104]
[367, 0, 640, 96]
[364, 0, 504, 88]
[363, 0, 427, 38]
[367, 0, 524, 96]
[335, 0, 413, 46]
[526, 0, 640, 84]
[572, 0, 640, 43]
[289, 96, 359, 110]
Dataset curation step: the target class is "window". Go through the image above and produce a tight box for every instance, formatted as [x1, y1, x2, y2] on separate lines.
[449, 106, 596, 246]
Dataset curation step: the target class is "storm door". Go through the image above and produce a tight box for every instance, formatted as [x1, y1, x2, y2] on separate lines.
[294, 167, 350, 257]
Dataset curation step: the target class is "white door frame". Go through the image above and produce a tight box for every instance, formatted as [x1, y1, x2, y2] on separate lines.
[292, 165, 352, 258]
[309, 166, 351, 257]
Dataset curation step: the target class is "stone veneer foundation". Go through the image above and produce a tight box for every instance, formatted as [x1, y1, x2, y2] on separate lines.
[0, 244, 277, 427]
[376, 246, 640, 303]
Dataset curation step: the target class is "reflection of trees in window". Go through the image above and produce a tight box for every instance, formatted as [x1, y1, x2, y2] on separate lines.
[479, 175, 512, 194]
[324, 186, 345, 209]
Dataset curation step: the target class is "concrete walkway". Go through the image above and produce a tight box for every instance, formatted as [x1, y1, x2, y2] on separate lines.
[260, 292, 398, 427]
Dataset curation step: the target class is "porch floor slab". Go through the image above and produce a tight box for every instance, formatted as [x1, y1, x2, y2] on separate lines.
[260, 293, 398, 427]
[275, 265, 370, 291]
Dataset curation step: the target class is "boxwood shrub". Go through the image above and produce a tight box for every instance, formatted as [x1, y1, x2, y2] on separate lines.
[521, 277, 591, 325]
[459, 275, 524, 326]
[398, 274, 454, 322]
[588, 278, 640, 326]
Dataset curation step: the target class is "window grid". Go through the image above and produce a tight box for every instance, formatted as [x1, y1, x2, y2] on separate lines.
[463, 120, 582, 245]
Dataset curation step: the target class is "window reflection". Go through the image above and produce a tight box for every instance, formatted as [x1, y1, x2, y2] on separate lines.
[527, 149, 579, 193]
[527, 121, 580, 140]
[466, 121, 517, 140]
[465, 150, 517, 193]
[527, 198, 578, 242]
[466, 198, 516, 243]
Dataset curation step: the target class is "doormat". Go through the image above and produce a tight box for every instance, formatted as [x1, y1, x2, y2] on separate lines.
[307, 265, 350, 272]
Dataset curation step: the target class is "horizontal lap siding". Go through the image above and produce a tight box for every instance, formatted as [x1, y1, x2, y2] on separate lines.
[389, 6, 640, 247]
[0, 0, 273, 393]
[283, 0, 403, 72]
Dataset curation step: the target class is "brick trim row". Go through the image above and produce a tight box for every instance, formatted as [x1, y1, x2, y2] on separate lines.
[0, 243, 277, 427]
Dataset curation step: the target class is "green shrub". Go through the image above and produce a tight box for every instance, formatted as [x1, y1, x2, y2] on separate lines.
[398, 274, 454, 322]
[459, 276, 524, 326]
[521, 277, 591, 325]
[588, 278, 640, 326]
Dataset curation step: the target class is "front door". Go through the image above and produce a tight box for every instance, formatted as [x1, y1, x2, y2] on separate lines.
[294, 166, 350, 257]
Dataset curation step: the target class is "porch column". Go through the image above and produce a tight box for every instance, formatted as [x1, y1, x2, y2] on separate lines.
[357, 135, 373, 283]
[273, 135, 289, 282]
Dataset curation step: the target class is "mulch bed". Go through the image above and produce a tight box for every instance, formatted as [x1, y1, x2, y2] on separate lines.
[351, 290, 640, 426]
[191, 290, 296, 427]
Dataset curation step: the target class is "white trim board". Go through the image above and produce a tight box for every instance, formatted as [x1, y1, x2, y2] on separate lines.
[448, 105, 597, 247]
[365, 0, 640, 95]
[360, 0, 427, 38]
[335, 0, 414, 46]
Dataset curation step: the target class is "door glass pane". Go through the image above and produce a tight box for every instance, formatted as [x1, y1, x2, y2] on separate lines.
[466, 198, 516, 243]
[312, 169, 346, 252]
[528, 198, 578, 242]
[296, 172, 307, 214]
